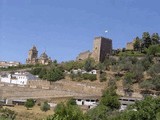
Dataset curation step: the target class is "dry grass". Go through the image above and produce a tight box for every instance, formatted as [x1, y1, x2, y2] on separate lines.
[4, 105, 54, 120]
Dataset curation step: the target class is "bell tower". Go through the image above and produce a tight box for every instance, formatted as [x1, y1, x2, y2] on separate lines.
[26, 45, 38, 64]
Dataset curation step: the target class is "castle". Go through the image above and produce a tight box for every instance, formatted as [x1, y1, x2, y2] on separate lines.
[26, 46, 52, 65]
[76, 36, 112, 62]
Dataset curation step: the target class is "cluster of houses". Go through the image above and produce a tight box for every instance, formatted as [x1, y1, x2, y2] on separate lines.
[0, 61, 20, 68]
[66, 69, 97, 75]
[0, 72, 38, 85]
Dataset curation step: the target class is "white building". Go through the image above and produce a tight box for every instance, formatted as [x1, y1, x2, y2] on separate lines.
[0, 61, 20, 68]
[74, 96, 100, 108]
[119, 97, 142, 111]
[71, 69, 97, 75]
[0, 72, 38, 85]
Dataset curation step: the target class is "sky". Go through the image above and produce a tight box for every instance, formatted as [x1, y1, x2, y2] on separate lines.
[0, 0, 160, 63]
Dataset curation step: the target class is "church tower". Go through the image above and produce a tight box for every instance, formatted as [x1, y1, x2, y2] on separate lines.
[26, 45, 38, 64]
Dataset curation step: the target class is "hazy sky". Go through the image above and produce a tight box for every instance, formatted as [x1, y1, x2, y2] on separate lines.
[0, 0, 160, 63]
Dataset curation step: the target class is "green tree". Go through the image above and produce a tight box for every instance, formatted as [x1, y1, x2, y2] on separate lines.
[100, 87, 120, 110]
[142, 32, 151, 48]
[152, 76, 160, 91]
[86, 105, 108, 120]
[46, 67, 64, 82]
[123, 72, 135, 85]
[30, 67, 42, 75]
[41, 101, 50, 112]
[140, 55, 153, 70]
[147, 63, 160, 77]
[25, 99, 35, 110]
[99, 72, 107, 82]
[47, 101, 85, 120]
[0, 108, 17, 120]
[61, 61, 84, 71]
[39, 68, 47, 79]
[156, 112, 160, 120]
[86, 87, 120, 120]
[133, 37, 141, 51]
[151, 33, 159, 45]
[110, 97, 160, 120]
[147, 45, 160, 56]
[140, 80, 154, 90]
[67, 98, 76, 106]
[131, 63, 144, 82]
[84, 58, 95, 72]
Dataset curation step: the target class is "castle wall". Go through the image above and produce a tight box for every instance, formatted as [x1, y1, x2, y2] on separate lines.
[91, 38, 101, 62]
[76, 51, 91, 61]
[91, 37, 112, 62]
[126, 42, 134, 50]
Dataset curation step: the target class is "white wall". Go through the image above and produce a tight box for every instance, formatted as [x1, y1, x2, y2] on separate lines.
[84, 100, 97, 106]
[76, 99, 83, 105]
[1, 78, 11, 83]
[16, 76, 28, 85]
[76, 99, 97, 106]
[1, 75, 28, 85]
[11, 80, 18, 84]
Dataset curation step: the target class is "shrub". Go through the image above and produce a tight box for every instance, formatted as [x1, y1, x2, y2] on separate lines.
[46, 67, 64, 82]
[0, 108, 17, 120]
[41, 102, 50, 112]
[50, 101, 84, 120]
[25, 99, 35, 109]
[147, 63, 160, 77]
[99, 72, 107, 82]
[82, 73, 97, 81]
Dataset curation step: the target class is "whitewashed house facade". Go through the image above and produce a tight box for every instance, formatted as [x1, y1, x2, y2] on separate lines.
[0, 72, 38, 85]
[74, 96, 100, 108]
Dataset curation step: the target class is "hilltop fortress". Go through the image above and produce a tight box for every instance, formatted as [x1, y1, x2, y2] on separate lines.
[76, 36, 112, 62]
[26, 36, 112, 64]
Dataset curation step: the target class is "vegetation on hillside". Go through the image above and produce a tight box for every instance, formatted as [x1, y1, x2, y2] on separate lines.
[109, 96, 160, 120]
[1, 32, 160, 120]
[25, 99, 35, 110]
[0, 107, 17, 120]
[46, 99, 85, 120]
[41, 101, 50, 112]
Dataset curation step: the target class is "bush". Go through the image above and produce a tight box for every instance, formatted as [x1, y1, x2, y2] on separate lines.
[140, 75, 160, 91]
[69, 72, 83, 81]
[99, 72, 107, 82]
[67, 98, 76, 106]
[101, 87, 120, 110]
[0, 108, 17, 120]
[49, 101, 85, 120]
[41, 102, 50, 112]
[124, 72, 135, 85]
[82, 73, 97, 81]
[30, 67, 42, 75]
[147, 63, 160, 77]
[46, 67, 64, 82]
[111, 96, 160, 120]
[25, 99, 35, 109]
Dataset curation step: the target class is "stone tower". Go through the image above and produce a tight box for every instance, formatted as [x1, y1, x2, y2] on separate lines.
[26, 45, 38, 64]
[91, 37, 112, 62]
